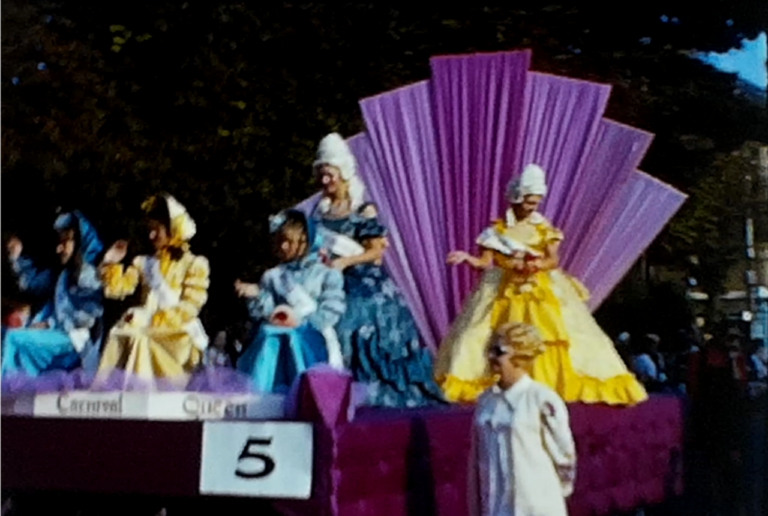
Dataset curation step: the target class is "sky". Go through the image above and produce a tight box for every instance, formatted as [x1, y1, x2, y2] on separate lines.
[696, 31, 768, 90]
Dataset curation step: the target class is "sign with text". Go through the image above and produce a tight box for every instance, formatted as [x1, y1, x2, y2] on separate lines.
[199, 421, 313, 499]
[32, 392, 147, 419]
[146, 392, 286, 421]
[9, 391, 286, 421]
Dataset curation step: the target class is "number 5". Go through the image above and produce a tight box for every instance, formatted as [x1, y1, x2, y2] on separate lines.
[235, 438, 276, 479]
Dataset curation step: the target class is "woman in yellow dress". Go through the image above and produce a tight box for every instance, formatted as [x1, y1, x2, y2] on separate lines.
[94, 193, 210, 388]
[434, 164, 647, 406]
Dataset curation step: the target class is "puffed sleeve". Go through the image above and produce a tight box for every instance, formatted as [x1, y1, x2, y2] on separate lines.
[540, 391, 577, 497]
[543, 220, 564, 244]
[306, 268, 346, 331]
[358, 202, 379, 220]
[152, 255, 210, 328]
[101, 256, 142, 300]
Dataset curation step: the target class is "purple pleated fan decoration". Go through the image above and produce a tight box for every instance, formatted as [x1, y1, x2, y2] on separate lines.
[358, 82, 452, 349]
[557, 120, 654, 271]
[293, 49, 686, 349]
[430, 50, 531, 317]
[573, 171, 687, 310]
[518, 72, 612, 228]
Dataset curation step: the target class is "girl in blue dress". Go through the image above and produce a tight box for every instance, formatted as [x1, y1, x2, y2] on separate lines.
[310, 133, 445, 408]
[2, 211, 104, 377]
[235, 209, 346, 394]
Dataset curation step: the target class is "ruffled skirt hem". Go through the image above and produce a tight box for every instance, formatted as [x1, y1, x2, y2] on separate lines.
[437, 341, 648, 406]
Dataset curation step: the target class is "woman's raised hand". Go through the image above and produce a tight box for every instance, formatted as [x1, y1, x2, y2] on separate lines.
[446, 250, 471, 266]
[103, 240, 128, 264]
[234, 280, 260, 298]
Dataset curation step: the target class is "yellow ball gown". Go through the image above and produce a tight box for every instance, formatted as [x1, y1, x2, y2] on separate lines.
[94, 195, 210, 388]
[434, 210, 648, 405]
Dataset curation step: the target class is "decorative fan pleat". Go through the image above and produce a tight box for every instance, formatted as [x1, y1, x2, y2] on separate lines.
[430, 50, 531, 317]
[557, 120, 654, 272]
[520, 73, 612, 230]
[574, 171, 688, 310]
[294, 50, 686, 350]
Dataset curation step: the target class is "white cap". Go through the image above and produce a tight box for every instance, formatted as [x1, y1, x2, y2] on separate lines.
[313, 133, 357, 181]
[505, 163, 548, 203]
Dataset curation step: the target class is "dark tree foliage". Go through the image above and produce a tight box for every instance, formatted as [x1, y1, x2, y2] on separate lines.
[3, 1, 767, 329]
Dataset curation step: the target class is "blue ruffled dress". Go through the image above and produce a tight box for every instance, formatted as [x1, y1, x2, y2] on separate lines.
[314, 206, 445, 408]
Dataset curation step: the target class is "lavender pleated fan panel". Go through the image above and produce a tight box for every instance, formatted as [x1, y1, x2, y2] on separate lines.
[519, 73, 611, 229]
[577, 171, 687, 310]
[430, 50, 531, 317]
[557, 119, 654, 271]
[359, 83, 451, 348]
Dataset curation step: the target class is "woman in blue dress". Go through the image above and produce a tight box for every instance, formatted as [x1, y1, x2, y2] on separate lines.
[310, 133, 445, 408]
[2, 211, 104, 377]
[235, 209, 346, 394]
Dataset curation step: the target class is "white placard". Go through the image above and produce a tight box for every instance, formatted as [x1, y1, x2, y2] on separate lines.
[199, 421, 313, 499]
[146, 392, 286, 421]
[9, 391, 287, 421]
[32, 392, 148, 419]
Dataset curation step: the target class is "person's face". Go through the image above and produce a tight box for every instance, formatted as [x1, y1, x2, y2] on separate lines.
[512, 194, 542, 220]
[275, 226, 307, 263]
[56, 229, 77, 265]
[487, 339, 516, 376]
[148, 220, 170, 251]
[316, 164, 343, 195]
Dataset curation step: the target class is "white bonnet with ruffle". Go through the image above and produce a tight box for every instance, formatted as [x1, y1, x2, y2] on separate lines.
[313, 133, 365, 213]
[505, 163, 548, 204]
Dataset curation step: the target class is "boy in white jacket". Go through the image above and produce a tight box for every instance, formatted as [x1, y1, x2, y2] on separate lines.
[469, 322, 577, 516]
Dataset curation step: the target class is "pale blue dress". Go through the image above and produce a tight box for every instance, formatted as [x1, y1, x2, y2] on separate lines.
[237, 248, 346, 394]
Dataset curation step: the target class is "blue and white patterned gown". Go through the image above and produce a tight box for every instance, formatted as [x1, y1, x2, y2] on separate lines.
[313, 204, 445, 408]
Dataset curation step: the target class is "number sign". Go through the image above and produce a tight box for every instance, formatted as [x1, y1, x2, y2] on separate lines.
[199, 421, 313, 498]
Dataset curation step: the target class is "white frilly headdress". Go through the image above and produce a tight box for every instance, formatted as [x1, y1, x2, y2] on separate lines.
[313, 133, 365, 213]
[142, 193, 196, 249]
[505, 163, 548, 204]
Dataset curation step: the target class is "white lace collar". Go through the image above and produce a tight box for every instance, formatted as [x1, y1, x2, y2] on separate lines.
[505, 208, 544, 228]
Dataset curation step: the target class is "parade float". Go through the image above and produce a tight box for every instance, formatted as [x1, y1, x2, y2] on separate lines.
[2, 49, 687, 516]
